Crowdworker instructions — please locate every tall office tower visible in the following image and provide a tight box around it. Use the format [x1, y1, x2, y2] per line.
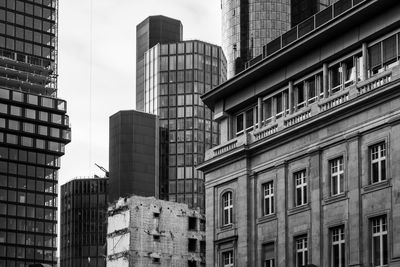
[60, 177, 108, 267]
[0, 0, 71, 266]
[143, 40, 227, 211]
[136, 16, 182, 111]
[222, 0, 333, 78]
[108, 110, 168, 203]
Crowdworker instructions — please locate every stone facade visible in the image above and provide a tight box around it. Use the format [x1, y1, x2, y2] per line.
[199, 1, 400, 266]
[107, 196, 205, 267]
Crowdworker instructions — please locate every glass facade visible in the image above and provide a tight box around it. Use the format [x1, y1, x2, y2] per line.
[144, 40, 227, 211]
[0, 87, 70, 267]
[0, 0, 58, 96]
[136, 16, 182, 112]
[60, 177, 108, 267]
[221, 0, 291, 78]
[222, 0, 334, 78]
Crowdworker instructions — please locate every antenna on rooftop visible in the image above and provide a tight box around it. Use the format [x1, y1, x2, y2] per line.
[95, 163, 109, 178]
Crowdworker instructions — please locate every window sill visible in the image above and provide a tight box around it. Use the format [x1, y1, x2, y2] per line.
[362, 179, 391, 194]
[257, 214, 277, 224]
[288, 204, 310, 216]
[219, 224, 233, 232]
[323, 193, 348, 205]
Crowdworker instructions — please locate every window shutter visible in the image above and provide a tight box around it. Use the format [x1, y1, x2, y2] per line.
[369, 43, 381, 69]
[383, 36, 397, 64]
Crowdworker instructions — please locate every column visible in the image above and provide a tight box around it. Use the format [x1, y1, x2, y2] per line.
[323, 63, 329, 98]
[362, 43, 368, 80]
[289, 81, 294, 115]
[258, 97, 262, 128]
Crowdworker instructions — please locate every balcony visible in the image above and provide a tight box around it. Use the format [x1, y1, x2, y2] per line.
[205, 65, 400, 161]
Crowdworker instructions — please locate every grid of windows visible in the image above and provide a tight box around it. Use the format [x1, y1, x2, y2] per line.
[144, 41, 226, 211]
[0, 88, 69, 266]
[371, 216, 388, 267]
[330, 157, 344, 196]
[294, 170, 307, 207]
[60, 178, 108, 267]
[222, 191, 233, 226]
[295, 236, 308, 267]
[262, 182, 274, 216]
[370, 142, 386, 184]
[331, 226, 345, 267]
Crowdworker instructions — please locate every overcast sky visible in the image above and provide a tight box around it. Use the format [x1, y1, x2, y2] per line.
[57, 1, 221, 185]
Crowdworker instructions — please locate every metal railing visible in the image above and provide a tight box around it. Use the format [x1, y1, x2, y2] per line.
[245, 0, 368, 69]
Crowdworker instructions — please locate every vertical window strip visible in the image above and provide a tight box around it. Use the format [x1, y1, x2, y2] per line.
[263, 182, 274, 216]
[294, 170, 307, 206]
[371, 143, 386, 184]
[330, 157, 344, 196]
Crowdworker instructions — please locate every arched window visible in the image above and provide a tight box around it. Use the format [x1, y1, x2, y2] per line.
[222, 191, 233, 226]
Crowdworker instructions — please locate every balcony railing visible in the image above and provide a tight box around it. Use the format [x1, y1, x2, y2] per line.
[206, 65, 399, 161]
[245, 0, 368, 69]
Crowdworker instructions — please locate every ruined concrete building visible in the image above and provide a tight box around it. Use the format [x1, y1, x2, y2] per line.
[106, 195, 205, 267]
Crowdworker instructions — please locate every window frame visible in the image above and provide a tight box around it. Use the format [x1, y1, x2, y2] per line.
[295, 235, 308, 267]
[262, 181, 274, 216]
[222, 250, 234, 267]
[221, 191, 233, 226]
[262, 242, 275, 267]
[370, 215, 388, 267]
[370, 142, 387, 184]
[329, 156, 345, 196]
[294, 170, 307, 207]
[330, 225, 346, 267]
[234, 106, 257, 136]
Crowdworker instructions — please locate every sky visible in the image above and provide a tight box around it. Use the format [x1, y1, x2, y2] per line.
[57, 0, 222, 185]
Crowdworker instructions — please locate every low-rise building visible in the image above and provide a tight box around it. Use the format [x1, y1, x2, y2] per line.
[198, 0, 400, 266]
[107, 196, 205, 267]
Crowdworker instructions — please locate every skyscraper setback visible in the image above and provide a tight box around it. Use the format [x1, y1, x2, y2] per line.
[0, 0, 70, 266]
[136, 16, 182, 112]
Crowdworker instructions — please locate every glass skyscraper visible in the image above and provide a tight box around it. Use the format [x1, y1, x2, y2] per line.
[60, 177, 108, 267]
[143, 40, 226, 210]
[222, 0, 333, 78]
[136, 16, 182, 112]
[0, 0, 70, 266]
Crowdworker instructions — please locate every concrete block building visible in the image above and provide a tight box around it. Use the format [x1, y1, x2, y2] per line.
[198, 0, 400, 266]
[106, 196, 205, 267]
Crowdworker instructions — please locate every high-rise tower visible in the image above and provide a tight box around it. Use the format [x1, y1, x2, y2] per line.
[222, 0, 333, 78]
[0, 0, 71, 266]
[136, 16, 182, 111]
[60, 177, 108, 267]
[143, 40, 226, 211]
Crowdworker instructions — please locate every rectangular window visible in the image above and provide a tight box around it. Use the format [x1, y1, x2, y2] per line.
[330, 157, 344, 196]
[331, 226, 345, 267]
[330, 64, 342, 93]
[262, 182, 274, 216]
[370, 143, 386, 184]
[294, 170, 307, 207]
[222, 192, 233, 226]
[371, 216, 388, 267]
[262, 242, 275, 267]
[222, 250, 234, 267]
[236, 113, 244, 134]
[245, 109, 254, 130]
[295, 236, 308, 267]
